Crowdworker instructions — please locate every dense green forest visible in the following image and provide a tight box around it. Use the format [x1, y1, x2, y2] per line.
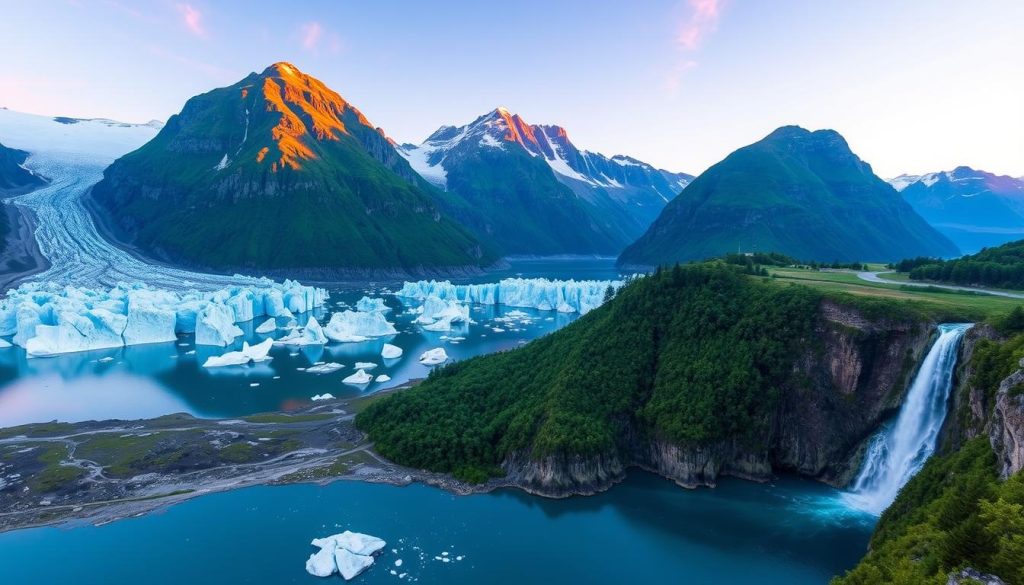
[895, 240, 1024, 290]
[357, 263, 825, 482]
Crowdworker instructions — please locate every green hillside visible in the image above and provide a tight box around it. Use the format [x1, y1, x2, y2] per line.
[618, 126, 958, 267]
[90, 63, 495, 274]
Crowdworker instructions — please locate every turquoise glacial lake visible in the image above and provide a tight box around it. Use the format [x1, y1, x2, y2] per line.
[0, 473, 873, 584]
[0, 259, 877, 583]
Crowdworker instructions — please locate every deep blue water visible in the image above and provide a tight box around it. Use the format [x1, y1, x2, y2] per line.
[0, 258, 625, 426]
[0, 473, 874, 585]
[0, 259, 878, 583]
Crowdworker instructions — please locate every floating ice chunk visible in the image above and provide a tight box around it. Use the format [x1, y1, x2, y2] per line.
[354, 361, 377, 370]
[324, 310, 397, 343]
[306, 531, 386, 579]
[334, 548, 374, 580]
[201, 339, 274, 368]
[195, 303, 243, 347]
[255, 318, 276, 334]
[275, 317, 327, 346]
[418, 348, 448, 366]
[305, 546, 337, 578]
[26, 308, 127, 357]
[0, 338, 11, 348]
[395, 559, 403, 567]
[311, 393, 335, 401]
[375, 374, 391, 383]
[355, 296, 390, 313]
[412, 296, 471, 332]
[306, 362, 344, 375]
[381, 343, 403, 359]
[342, 369, 373, 385]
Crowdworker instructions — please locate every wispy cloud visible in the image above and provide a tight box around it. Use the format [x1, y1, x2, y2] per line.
[676, 0, 723, 51]
[176, 3, 206, 37]
[666, 0, 725, 92]
[301, 21, 323, 50]
[299, 21, 343, 55]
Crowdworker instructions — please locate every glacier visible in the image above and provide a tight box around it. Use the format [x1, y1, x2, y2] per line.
[0, 280, 328, 357]
[323, 310, 398, 343]
[397, 277, 623, 315]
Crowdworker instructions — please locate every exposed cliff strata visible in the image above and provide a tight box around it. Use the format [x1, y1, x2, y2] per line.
[991, 359, 1024, 479]
[499, 301, 933, 497]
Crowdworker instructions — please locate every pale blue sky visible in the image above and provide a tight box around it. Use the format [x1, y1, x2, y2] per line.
[2, 1, 1021, 177]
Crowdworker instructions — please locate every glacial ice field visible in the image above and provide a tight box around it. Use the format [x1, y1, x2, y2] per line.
[0, 109, 260, 291]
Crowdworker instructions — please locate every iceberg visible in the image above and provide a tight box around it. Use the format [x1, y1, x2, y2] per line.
[254, 318, 277, 334]
[342, 369, 373, 385]
[355, 296, 390, 313]
[311, 393, 335, 401]
[397, 277, 624, 315]
[0, 280, 328, 356]
[418, 347, 449, 366]
[306, 362, 344, 375]
[201, 339, 273, 368]
[324, 310, 397, 343]
[354, 361, 377, 370]
[0, 338, 11, 348]
[195, 303, 243, 346]
[412, 295, 471, 332]
[274, 317, 328, 346]
[381, 343, 403, 359]
[305, 530, 386, 580]
[375, 374, 391, 383]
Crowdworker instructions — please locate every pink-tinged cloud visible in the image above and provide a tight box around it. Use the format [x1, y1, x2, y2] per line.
[301, 22, 323, 50]
[676, 0, 722, 51]
[176, 3, 205, 37]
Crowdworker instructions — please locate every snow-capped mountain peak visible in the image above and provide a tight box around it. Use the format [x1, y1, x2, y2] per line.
[400, 107, 691, 196]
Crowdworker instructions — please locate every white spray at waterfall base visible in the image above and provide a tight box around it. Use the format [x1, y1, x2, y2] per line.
[844, 323, 972, 515]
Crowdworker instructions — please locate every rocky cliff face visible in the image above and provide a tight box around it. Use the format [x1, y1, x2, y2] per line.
[499, 301, 934, 496]
[991, 360, 1024, 479]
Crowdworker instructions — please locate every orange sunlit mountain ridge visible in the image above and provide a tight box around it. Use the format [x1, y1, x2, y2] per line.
[88, 62, 496, 276]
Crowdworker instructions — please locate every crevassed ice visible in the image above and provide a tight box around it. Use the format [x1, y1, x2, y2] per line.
[0, 280, 328, 357]
[396, 277, 623, 314]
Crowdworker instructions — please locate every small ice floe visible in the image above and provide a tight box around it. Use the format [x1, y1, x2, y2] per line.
[306, 362, 344, 375]
[98, 356, 115, 363]
[249, 382, 260, 388]
[202, 339, 274, 368]
[418, 348, 448, 366]
[255, 318, 277, 334]
[354, 361, 377, 370]
[274, 317, 327, 346]
[375, 374, 391, 383]
[311, 393, 335, 401]
[305, 531, 386, 580]
[0, 338, 11, 348]
[381, 343, 403, 359]
[491, 327, 505, 333]
[342, 369, 373, 385]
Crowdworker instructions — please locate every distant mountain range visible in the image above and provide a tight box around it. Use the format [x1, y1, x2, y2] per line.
[619, 126, 959, 267]
[888, 167, 1024, 254]
[90, 63, 497, 277]
[398, 107, 691, 255]
[0, 141, 45, 191]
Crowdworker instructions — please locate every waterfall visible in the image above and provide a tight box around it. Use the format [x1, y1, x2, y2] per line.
[844, 323, 972, 515]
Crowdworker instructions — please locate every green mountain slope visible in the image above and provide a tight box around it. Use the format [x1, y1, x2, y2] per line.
[90, 63, 495, 275]
[618, 126, 959, 266]
[896, 238, 1024, 289]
